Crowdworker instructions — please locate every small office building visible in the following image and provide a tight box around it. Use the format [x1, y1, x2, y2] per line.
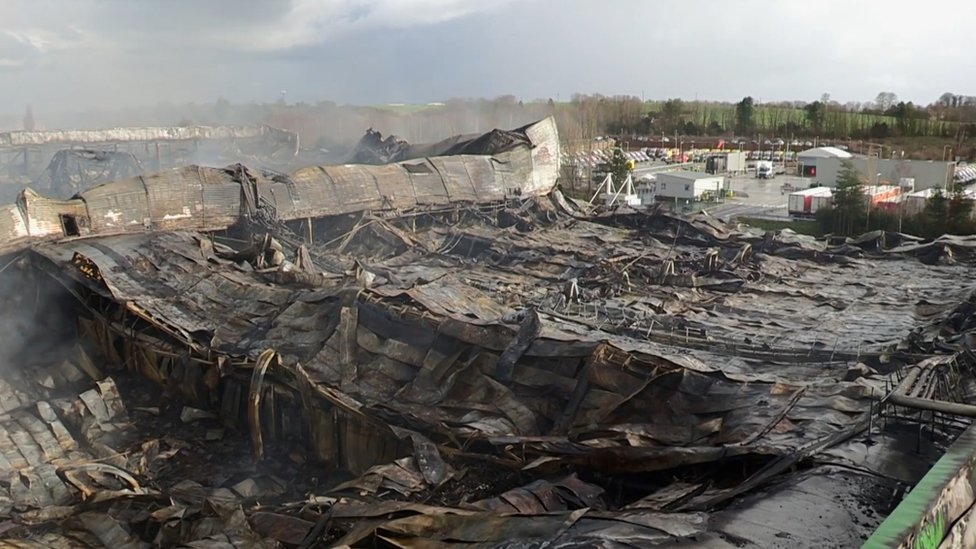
[656, 171, 726, 200]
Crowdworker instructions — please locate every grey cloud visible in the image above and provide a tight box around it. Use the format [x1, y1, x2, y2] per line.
[0, 32, 37, 70]
[0, 0, 974, 118]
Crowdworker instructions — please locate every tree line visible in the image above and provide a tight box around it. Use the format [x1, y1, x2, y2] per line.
[645, 92, 969, 140]
[15, 91, 976, 157]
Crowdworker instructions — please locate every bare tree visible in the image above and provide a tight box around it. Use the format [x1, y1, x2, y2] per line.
[875, 92, 898, 112]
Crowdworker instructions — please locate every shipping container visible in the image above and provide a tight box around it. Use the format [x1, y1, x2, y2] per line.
[788, 187, 833, 217]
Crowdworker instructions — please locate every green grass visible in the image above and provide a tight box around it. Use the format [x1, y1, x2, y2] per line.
[738, 216, 822, 236]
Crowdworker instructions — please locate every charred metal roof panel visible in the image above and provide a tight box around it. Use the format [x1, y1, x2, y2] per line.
[18, 189, 88, 238]
[288, 166, 340, 218]
[198, 167, 245, 229]
[257, 179, 299, 218]
[80, 177, 149, 233]
[369, 163, 419, 211]
[427, 156, 479, 202]
[404, 160, 450, 205]
[524, 116, 561, 196]
[491, 149, 536, 195]
[322, 165, 386, 214]
[461, 155, 504, 201]
[144, 166, 206, 231]
[0, 203, 29, 251]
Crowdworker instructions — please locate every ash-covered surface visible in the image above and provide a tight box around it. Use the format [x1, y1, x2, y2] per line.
[0, 195, 974, 547]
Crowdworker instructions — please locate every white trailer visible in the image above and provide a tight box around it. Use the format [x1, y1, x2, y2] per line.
[788, 187, 833, 217]
[725, 151, 746, 174]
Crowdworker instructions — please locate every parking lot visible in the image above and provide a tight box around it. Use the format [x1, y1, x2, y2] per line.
[705, 172, 793, 220]
[633, 162, 796, 221]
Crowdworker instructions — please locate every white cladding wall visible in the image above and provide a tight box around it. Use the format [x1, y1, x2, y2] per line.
[802, 157, 954, 190]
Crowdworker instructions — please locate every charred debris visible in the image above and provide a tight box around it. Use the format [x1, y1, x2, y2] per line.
[0, 118, 974, 547]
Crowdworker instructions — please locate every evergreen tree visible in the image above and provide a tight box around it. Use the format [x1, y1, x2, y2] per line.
[734, 96, 754, 135]
[598, 148, 631, 186]
[830, 160, 865, 235]
[920, 190, 949, 238]
[948, 188, 974, 234]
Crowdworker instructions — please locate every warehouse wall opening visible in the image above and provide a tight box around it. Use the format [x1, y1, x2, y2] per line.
[59, 214, 80, 237]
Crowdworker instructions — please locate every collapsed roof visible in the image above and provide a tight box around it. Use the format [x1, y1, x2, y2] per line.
[0, 117, 971, 547]
[37, 149, 144, 199]
[0, 117, 560, 255]
[346, 123, 535, 165]
[0, 125, 301, 190]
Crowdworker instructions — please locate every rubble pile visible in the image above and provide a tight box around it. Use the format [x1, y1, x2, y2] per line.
[0, 190, 973, 547]
[0, 117, 974, 546]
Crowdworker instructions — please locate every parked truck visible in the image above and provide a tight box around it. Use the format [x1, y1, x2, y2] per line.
[756, 161, 774, 179]
[788, 187, 833, 217]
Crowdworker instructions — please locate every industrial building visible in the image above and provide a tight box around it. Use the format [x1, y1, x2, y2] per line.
[655, 171, 726, 200]
[797, 147, 956, 190]
[797, 146, 852, 178]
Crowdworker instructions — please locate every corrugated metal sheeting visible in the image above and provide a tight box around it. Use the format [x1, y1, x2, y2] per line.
[0, 117, 561, 254]
[17, 189, 88, 237]
[0, 124, 295, 147]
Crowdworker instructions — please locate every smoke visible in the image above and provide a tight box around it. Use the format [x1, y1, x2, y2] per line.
[0, 254, 80, 378]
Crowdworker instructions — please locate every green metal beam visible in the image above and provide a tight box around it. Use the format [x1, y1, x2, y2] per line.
[863, 424, 976, 548]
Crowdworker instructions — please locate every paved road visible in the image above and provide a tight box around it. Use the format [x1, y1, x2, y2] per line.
[702, 201, 788, 220]
[687, 173, 796, 220]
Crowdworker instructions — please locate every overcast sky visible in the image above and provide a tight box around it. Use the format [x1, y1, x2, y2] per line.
[0, 0, 971, 115]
